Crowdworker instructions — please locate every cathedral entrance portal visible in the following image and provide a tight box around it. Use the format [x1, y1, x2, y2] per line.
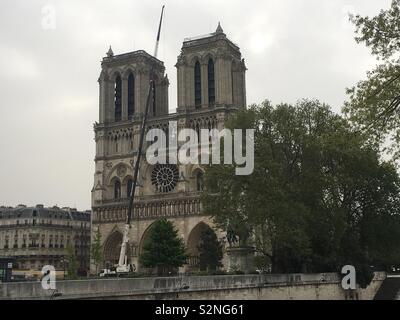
[103, 231, 123, 268]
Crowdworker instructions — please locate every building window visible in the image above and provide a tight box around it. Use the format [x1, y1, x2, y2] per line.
[114, 75, 122, 121]
[208, 58, 215, 105]
[114, 180, 121, 199]
[194, 61, 202, 108]
[30, 237, 38, 248]
[128, 73, 135, 119]
[13, 235, 18, 249]
[196, 171, 204, 191]
[127, 179, 133, 198]
[4, 236, 9, 249]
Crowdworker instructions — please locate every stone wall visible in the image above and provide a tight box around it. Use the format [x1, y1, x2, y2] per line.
[0, 272, 385, 300]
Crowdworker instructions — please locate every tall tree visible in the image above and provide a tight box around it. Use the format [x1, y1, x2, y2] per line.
[197, 228, 223, 272]
[139, 219, 187, 276]
[90, 227, 102, 275]
[343, 0, 400, 159]
[66, 244, 78, 280]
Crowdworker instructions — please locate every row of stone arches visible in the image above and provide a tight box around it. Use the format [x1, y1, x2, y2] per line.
[102, 221, 217, 271]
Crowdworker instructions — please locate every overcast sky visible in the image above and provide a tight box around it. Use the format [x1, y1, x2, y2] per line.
[0, 0, 391, 210]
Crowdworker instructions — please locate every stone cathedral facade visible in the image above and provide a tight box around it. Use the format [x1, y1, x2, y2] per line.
[91, 24, 247, 272]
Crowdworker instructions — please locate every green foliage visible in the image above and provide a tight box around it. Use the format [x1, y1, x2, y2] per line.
[90, 227, 102, 274]
[198, 228, 223, 272]
[344, 0, 400, 159]
[66, 244, 78, 280]
[202, 99, 400, 287]
[139, 219, 188, 276]
[350, 0, 400, 59]
[201, 108, 257, 247]
[355, 264, 375, 289]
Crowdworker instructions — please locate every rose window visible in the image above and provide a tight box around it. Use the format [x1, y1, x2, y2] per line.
[151, 164, 179, 193]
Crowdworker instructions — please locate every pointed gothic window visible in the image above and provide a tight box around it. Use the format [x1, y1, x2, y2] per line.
[208, 59, 215, 105]
[128, 73, 135, 119]
[127, 179, 133, 198]
[114, 180, 121, 199]
[194, 61, 202, 108]
[114, 76, 122, 121]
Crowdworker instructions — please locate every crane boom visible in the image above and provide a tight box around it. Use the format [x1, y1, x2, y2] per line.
[116, 5, 165, 274]
[154, 5, 165, 58]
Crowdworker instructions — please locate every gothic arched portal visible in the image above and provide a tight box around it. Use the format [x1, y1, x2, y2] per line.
[186, 222, 216, 270]
[103, 231, 123, 267]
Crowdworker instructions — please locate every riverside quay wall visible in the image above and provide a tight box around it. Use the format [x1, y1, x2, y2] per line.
[0, 272, 385, 300]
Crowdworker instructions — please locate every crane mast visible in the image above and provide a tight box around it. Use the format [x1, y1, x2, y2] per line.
[116, 5, 165, 274]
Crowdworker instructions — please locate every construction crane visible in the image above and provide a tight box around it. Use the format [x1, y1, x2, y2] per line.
[111, 5, 165, 276]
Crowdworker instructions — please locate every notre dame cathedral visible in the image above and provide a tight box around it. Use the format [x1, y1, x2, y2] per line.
[91, 23, 247, 273]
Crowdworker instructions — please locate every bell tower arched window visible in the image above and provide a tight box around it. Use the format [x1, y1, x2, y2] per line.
[194, 61, 202, 108]
[114, 180, 121, 199]
[128, 73, 135, 119]
[114, 76, 122, 121]
[208, 58, 215, 105]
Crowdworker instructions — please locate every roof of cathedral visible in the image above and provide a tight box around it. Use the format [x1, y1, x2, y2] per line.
[102, 49, 164, 67]
[182, 22, 239, 51]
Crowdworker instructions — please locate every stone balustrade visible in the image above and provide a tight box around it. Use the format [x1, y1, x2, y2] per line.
[92, 194, 203, 223]
[0, 272, 386, 300]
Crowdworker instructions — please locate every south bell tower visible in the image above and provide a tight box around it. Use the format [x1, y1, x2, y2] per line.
[176, 23, 247, 112]
[91, 23, 247, 273]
